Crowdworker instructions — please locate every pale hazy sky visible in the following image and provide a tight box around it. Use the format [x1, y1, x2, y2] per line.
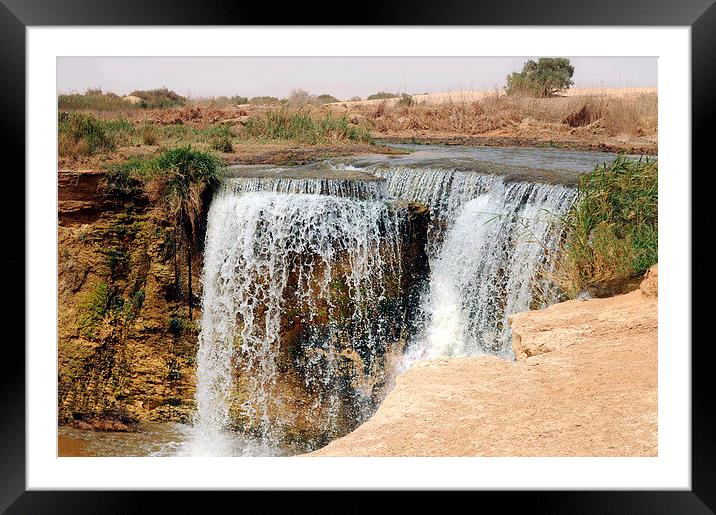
[57, 57, 657, 99]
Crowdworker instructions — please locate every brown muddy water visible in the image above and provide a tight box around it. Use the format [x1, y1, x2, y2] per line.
[58, 422, 299, 457]
[58, 422, 195, 457]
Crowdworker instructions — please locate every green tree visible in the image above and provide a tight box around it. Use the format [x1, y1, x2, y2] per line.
[505, 58, 575, 97]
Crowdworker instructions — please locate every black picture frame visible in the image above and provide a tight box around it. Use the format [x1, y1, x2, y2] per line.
[2, 0, 711, 512]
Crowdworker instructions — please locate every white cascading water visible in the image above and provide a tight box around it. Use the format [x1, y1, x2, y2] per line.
[227, 176, 388, 199]
[191, 178, 402, 455]
[372, 166, 577, 361]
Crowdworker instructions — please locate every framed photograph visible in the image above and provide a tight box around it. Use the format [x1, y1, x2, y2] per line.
[4, 0, 711, 511]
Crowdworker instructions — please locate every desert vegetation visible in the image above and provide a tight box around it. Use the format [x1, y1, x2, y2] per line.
[345, 91, 656, 147]
[57, 108, 374, 164]
[128, 88, 187, 108]
[288, 89, 340, 106]
[59, 87, 187, 111]
[58, 89, 135, 112]
[249, 96, 281, 105]
[242, 109, 371, 144]
[58, 112, 121, 156]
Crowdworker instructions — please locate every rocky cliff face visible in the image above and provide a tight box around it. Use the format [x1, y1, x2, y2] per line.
[58, 170, 205, 429]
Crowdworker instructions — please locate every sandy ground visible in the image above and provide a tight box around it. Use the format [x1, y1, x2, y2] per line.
[331, 87, 657, 108]
[308, 267, 658, 457]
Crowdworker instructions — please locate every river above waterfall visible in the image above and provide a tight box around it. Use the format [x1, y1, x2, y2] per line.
[335, 143, 623, 183]
[59, 144, 619, 457]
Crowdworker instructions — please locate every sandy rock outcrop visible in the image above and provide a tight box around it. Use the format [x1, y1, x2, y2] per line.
[510, 267, 657, 361]
[307, 267, 658, 457]
[639, 264, 658, 297]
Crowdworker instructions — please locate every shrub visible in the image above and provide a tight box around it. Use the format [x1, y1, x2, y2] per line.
[58, 91, 134, 111]
[553, 156, 658, 297]
[103, 159, 146, 197]
[58, 112, 116, 156]
[141, 124, 159, 145]
[316, 94, 339, 104]
[208, 95, 249, 107]
[129, 87, 186, 109]
[249, 96, 280, 105]
[506, 58, 574, 97]
[143, 147, 223, 195]
[210, 125, 234, 152]
[143, 147, 223, 319]
[230, 95, 249, 105]
[396, 93, 414, 107]
[367, 91, 399, 100]
[289, 89, 314, 106]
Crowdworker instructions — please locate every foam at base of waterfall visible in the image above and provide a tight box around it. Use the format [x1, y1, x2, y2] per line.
[152, 425, 286, 457]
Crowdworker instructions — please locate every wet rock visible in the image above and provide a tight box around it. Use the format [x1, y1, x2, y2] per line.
[583, 275, 643, 298]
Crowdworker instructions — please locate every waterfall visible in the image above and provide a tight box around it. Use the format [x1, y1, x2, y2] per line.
[373, 166, 577, 360]
[190, 157, 579, 455]
[192, 180, 407, 454]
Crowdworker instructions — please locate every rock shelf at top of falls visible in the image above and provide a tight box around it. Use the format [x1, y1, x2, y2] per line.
[223, 163, 389, 200]
[225, 162, 385, 182]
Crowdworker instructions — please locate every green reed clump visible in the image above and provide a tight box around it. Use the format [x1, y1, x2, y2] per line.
[242, 110, 372, 144]
[554, 155, 657, 297]
[209, 125, 234, 152]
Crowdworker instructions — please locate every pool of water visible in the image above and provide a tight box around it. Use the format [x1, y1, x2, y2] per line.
[58, 422, 301, 457]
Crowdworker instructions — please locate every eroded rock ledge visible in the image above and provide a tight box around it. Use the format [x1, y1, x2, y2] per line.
[307, 266, 658, 457]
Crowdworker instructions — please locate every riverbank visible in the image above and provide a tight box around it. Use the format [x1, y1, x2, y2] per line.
[308, 266, 657, 457]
